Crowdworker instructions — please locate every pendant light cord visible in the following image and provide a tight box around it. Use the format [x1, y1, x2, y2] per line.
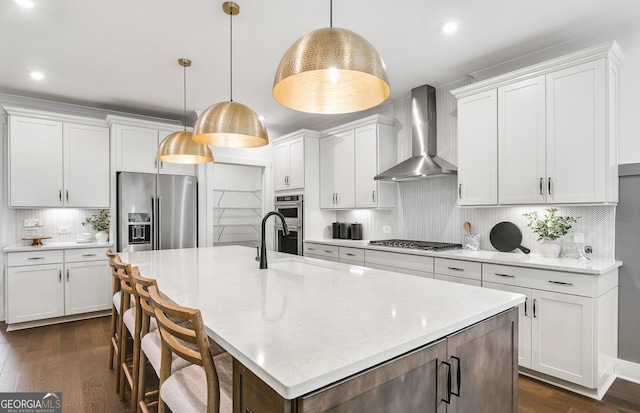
[183, 62, 187, 131]
[329, 0, 332, 28]
[229, 7, 233, 102]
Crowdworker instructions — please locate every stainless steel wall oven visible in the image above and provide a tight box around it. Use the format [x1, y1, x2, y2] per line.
[274, 194, 303, 255]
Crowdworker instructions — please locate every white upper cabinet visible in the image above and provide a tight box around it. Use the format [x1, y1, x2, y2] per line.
[546, 60, 606, 203]
[7, 108, 110, 208]
[320, 130, 355, 209]
[110, 117, 195, 176]
[354, 122, 396, 208]
[320, 115, 396, 209]
[274, 136, 304, 191]
[64, 123, 110, 207]
[457, 90, 498, 206]
[453, 41, 622, 206]
[498, 76, 546, 204]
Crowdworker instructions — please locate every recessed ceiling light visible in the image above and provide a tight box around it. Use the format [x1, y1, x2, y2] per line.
[30, 71, 44, 80]
[442, 21, 458, 34]
[14, 0, 35, 8]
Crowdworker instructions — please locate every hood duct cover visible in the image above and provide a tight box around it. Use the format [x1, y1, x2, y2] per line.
[375, 84, 456, 181]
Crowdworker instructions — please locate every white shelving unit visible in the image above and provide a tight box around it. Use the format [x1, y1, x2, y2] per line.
[212, 189, 263, 248]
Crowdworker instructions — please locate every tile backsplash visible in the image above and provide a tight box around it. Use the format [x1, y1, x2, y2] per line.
[11, 209, 110, 245]
[338, 177, 615, 260]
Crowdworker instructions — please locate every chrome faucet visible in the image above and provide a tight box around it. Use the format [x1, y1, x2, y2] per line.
[260, 211, 289, 269]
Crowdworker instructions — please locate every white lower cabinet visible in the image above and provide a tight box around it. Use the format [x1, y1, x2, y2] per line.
[483, 263, 618, 393]
[7, 263, 65, 324]
[434, 258, 482, 287]
[5, 248, 111, 325]
[364, 250, 433, 278]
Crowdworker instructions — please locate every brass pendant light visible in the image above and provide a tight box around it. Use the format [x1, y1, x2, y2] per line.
[157, 58, 214, 164]
[192, 2, 269, 148]
[273, 0, 390, 114]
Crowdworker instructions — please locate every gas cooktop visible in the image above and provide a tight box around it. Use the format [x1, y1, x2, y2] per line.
[368, 239, 463, 251]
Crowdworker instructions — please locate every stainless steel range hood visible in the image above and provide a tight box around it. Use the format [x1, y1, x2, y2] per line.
[375, 84, 456, 181]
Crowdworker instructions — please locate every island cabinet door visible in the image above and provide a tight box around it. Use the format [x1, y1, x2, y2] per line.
[299, 339, 448, 413]
[445, 308, 518, 413]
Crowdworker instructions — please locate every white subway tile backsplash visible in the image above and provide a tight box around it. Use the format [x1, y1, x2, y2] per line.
[12, 209, 110, 245]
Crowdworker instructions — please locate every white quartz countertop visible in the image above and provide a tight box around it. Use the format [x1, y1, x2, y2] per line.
[305, 239, 622, 275]
[3, 241, 113, 253]
[121, 245, 523, 399]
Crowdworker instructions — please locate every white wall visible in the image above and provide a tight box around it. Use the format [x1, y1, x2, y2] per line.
[618, 49, 640, 164]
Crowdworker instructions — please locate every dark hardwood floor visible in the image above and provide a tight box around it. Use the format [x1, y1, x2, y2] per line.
[0, 317, 638, 412]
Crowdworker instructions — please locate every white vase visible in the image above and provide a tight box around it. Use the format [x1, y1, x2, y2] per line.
[539, 239, 561, 258]
[95, 231, 109, 243]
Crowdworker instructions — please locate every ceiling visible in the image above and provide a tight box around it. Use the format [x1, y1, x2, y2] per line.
[2, 0, 640, 132]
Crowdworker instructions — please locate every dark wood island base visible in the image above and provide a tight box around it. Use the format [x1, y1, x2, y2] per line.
[234, 307, 518, 413]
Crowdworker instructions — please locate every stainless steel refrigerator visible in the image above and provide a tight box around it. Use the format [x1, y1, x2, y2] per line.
[117, 172, 198, 252]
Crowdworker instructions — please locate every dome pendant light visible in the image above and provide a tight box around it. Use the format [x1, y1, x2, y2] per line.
[273, 0, 390, 114]
[157, 58, 214, 164]
[192, 2, 269, 148]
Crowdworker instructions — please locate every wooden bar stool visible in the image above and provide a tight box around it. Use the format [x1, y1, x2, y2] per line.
[148, 284, 232, 413]
[114, 257, 137, 402]
[106, 249, 121, 389]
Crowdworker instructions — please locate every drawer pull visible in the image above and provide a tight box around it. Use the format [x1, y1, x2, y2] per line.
[549, 280, 573, 286]
[82, 254, 97, 257]
[495, 273, 515, 278]
[447, 267, 464, 271]
[324, 250, 334, 254]
[346, 253, 356, 257]
[28, 257, 45, 260]
[307, 248, 315, 251]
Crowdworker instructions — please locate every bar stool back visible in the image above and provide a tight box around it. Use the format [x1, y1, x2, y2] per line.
[149, 285, 232, 413]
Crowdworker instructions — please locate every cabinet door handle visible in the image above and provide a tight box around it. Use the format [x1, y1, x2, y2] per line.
[441, 361, 452, 404]
[336, 193, 339, 205]
[82, 254, 97, 257]
[346, 253, 356, 257]
[548, 177, 552, 195]
[533, 298, 537, 317]
[458, 184, 462, 199]
[372, 190, 376, 202]
[66, 269, 69, 281]
[539, 178, 544, 195]
[524, 298, 528, 316]
[66, 190, 69, 201]
[447, 267, 464, 271]
[549, 280, 573, 286]
[28, 257, 45, 261]
[59, 190, 62, 202]
[307, 248, 315, 251]
[451, 356, 461, 398]
[59, 270, 62, 282]
[495, 273, 515, 278]
[324, 250, 333, 254]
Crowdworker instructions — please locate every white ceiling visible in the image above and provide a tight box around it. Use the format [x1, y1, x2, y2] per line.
[2, 0, 640, 131]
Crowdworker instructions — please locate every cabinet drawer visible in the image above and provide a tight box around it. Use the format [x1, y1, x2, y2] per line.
[65, 247, 110, 262]
[339, 247, 364, 264]
[434, 258, 482, 281]
[304, 243, 338, 259]
[482, 263, 608, 297]
[434, 273, 482, 287]
[365, 250, 434, 273]
[6, 250, 64, 267]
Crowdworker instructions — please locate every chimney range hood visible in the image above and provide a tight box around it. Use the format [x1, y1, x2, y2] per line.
[374, 84, 456, 181]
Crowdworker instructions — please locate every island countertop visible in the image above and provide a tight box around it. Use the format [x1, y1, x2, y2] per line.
[121, 245, 524, 400]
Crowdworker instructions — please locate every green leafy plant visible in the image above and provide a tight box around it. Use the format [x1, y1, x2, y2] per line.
[82, 209, 110, 232]
[523, 208, 578, 241]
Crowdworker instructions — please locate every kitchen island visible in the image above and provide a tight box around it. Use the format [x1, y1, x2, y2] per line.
[121, 246, 524, 412]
